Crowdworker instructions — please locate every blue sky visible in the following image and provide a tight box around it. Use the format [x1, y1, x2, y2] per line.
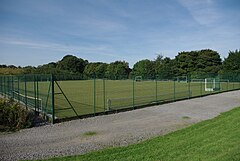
[0, 0, 240, 67]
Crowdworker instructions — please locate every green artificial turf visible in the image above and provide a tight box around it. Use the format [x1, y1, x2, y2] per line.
[15, 79, 239, 119]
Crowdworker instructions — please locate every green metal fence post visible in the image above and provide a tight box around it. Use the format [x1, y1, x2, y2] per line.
[155, 79, 157, 102]
[34, 75, 37, 115]
[227, 80, 229, 91]
[173, 80, 176, 101]
[93, 78, 96, 115]
[17, 76, 20, 103]
[37, 75, 39, 112]
[188, 79, 191, 98]
[103, 79, 106, 112]
[0, 76, 3, 94]
[133, 79, 135, 109]
[11, 75, 14, 99]
[200, 80, 202, 96]
[4, 76, 5, 97]
[51, 74, 55, 124]
[0, 76, 2, 94]
[24, 75, 28, 110]
[7, 76, 9, 98]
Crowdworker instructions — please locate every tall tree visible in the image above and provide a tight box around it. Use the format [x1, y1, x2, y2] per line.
[132, 59, 155, 79]
[57, 55, 88, 74]
[221, 50, 240, 81]
[175, 49, 222, 76]
[222, 50, 240, 72]
[83, 62, 108, 78]
[105, 61, 130, 79]
[155, 56, 176, 79]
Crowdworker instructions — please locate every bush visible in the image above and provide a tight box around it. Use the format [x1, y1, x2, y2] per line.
[0, 98, 34, 131]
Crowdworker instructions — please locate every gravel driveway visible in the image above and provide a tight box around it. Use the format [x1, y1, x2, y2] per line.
[1, 90, 240, 161]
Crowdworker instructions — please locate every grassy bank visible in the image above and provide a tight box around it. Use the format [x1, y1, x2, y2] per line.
[43, 107, 240, 161]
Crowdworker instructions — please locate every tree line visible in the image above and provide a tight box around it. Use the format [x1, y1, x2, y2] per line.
[1, 49, 240, 79]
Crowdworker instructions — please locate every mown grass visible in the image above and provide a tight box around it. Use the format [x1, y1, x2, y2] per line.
[43, 107, 240, 161]
[7, 79, 240, 119]
[53, 80, 238, 118]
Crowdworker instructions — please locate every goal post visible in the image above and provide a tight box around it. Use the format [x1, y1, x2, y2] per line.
[205, 78, 220, 91]
[135, 76, 142, 82]
[177, 76, 187, 82]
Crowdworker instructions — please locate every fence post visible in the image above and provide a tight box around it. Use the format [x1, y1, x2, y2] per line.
[51, 74, 55, 124]
[173, 80, 176, 101]
[155, 79, 158, 102]
[227, 80, 229, 91]
[7, 76, 9, 98]
[11, 75, 14, 99]
[24, 75, 28, 110]
[34, 75, 37, 115]
[93, 78, 96, 115]
[0, 76, 3, 94]
[36, 75, 39, 112]
[188, 79, 191, 98]
[4, 76, 6, 97]
[200, 80, 202, 96]
[17, 76, 20, 103]
[0, 76, 1, 95]
[133, 79, 135, 109]
[103, 79, 106, 112]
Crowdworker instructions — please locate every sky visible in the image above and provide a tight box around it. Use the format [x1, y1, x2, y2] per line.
[0, 0, 240, 67]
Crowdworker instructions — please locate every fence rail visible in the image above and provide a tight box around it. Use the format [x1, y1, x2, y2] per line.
[0, 74, 240, 123]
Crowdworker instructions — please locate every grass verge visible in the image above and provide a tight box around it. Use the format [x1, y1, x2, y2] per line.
[83, 131, 97, 136]
[42, 107, 240, 161]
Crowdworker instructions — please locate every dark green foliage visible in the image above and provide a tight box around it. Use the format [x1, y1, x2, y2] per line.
[105, 61, 130, 79]
[132, 59, 155, 79]
[57, 55, 88, 74]
[0, 49, 239, 80]
[83, 62, 108, 78]
[219, 50, 240, 81]
[154, 56, 176, 79]
[222, 50, 240, 72]
[0, 98, 34, 131]
[175, 49, 222, 76]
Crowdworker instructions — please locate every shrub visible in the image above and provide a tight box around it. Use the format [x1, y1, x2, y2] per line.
[0, 98, 34, 131]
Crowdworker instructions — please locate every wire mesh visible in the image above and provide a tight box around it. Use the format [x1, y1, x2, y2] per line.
[0, 73, 240, 123]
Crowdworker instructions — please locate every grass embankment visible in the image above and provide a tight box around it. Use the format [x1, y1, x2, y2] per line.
[43, 107, 240, 161]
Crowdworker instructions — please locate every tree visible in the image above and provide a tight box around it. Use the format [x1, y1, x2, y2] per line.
[221, 50, 240, 81]
[105, 61, 130, 79]
[57, 55, 88, 74]
[175, 49, 222, 77]
[95, 63, 108, 78]
[155, 57, 176, 79]
[132, 59, 155, 79]
[222, 50, 240, 72]
[83, 62, 107, 78]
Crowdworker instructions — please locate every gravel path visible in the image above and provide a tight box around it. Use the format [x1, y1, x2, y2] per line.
[1, 90, 240, 161]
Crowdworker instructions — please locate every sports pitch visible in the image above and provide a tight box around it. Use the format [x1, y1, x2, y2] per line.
[8, 78, 240, 119]
[24, 79, 238, 119]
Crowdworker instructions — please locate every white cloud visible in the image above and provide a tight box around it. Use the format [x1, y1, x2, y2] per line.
[179, 0, 222, 26]
[0, 37, 117, 57]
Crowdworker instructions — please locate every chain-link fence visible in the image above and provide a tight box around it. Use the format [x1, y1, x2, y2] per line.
[0, 74, 54, 122]
[0, 74, 240, 123]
